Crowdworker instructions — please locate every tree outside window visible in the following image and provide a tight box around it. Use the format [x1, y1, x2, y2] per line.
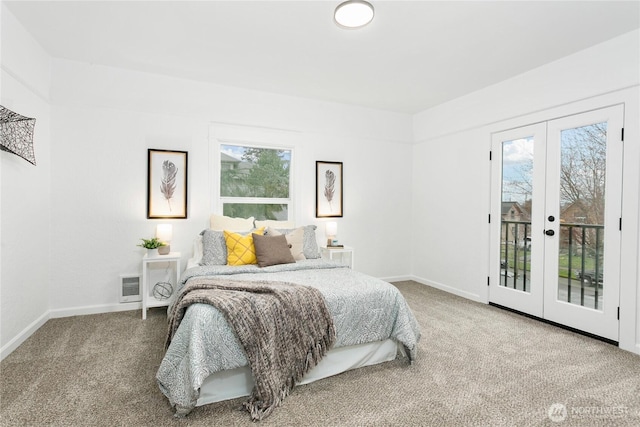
[220, 144, 292, 220]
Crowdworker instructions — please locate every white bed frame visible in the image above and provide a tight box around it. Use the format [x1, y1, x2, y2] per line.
[197, 339, 401, 406]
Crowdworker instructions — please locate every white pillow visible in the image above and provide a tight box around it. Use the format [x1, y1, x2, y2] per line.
[265, 226, 306, 260]
[266, 225, 320, 259]
[255, 219, 295, 229]
[186, 235, 204, 269]
[210, 214, 255, 232]
[193, 235, 203, 261]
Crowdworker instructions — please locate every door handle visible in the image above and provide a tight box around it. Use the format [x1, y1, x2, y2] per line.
[545, 229, 555, 236]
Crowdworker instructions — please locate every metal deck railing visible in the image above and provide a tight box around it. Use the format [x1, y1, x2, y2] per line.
[500, 221, 604, 310]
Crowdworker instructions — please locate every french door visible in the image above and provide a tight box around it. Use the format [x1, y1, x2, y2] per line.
[489, 106, 623, 341]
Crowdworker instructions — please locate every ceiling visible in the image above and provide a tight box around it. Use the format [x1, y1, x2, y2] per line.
[5, 1, 640, 114]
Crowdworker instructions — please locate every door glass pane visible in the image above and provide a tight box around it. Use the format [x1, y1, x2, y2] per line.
[557, 122, 607, 310]
[500, 137, 533, 291]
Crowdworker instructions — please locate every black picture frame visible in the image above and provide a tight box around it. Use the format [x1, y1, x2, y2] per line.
[316, 161, 343, 218]
[147, 149, 188, 219]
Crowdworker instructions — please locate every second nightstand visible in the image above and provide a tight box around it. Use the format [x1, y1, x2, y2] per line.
[320, 246, 354, 269]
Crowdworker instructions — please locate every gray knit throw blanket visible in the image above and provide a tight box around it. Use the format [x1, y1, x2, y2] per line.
[166, 277, 336, 421]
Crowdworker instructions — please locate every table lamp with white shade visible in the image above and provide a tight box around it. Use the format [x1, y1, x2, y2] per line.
[325, 221, 338, 247]
[156, 224, 173, 255]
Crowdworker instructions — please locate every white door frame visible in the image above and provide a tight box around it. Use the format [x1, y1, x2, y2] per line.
[489, 123, 546, 318]
[489, 105, 624, 342]
[542, 105, 623, 341]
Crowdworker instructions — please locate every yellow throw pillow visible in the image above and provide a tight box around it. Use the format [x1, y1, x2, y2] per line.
[224, 228, 265, 266]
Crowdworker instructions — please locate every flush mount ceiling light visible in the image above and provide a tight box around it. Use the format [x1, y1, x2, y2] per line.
[334, 0, 374, 29]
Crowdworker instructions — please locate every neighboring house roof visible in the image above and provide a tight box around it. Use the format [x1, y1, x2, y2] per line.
[221, 152, 252, 175]
[221, 152, 241, 163]
[561, 200, 586, 214]
[501, 201, 531, 220]
[561, 200, 590, 223]
[502, 201, 521, 216]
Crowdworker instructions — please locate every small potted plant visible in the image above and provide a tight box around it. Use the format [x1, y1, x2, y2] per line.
[138, 237, 167, 257]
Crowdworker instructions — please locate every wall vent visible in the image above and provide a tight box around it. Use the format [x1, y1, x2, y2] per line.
[120, 274, 141, 303]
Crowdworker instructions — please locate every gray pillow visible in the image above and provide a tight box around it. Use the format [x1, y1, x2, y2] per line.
[302, 225, 320, 259]
[199, 230, 227, 265]
[252, 233, 295, 267]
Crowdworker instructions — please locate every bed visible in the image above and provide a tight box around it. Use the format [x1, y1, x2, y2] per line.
[156, 216, 421, 419]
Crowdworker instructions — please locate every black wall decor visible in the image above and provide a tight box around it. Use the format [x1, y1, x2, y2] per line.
[0, 105, 36, 165]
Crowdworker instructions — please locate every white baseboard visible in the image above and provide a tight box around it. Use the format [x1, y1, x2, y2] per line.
[378, 275, 413, 283]
[49, 302, 142, 319]
[1, 302, 142, 361]
[1, 311, 50, 361]
[409, 275, 485, 303]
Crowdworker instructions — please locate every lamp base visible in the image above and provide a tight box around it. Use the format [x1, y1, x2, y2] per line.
[158, 245, 170, 255]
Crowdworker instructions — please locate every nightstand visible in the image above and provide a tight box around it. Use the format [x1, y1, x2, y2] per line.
[141, 252, 181, 319]
[320, 246, 354, 269]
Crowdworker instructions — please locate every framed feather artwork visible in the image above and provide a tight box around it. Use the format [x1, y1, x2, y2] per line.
[316, 161, 343, 218]
[147, 149, 188, 219]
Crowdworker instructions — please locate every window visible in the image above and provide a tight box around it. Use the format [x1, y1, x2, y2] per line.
[219, 144, 292, 220]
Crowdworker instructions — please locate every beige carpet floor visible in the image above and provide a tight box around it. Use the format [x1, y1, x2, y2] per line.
[2, 281, 640, 426]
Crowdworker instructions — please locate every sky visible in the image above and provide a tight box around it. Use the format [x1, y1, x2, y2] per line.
[501, 137, 534, 204]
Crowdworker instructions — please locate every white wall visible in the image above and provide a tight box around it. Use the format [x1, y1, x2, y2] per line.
[3, 3, 639, 361]
[47, 59, 413, 315]
[411, 30, 640, 352]
[413, 30, 640, 143]
[1, 3, 413, 357]
[0, 4, 52, 357]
